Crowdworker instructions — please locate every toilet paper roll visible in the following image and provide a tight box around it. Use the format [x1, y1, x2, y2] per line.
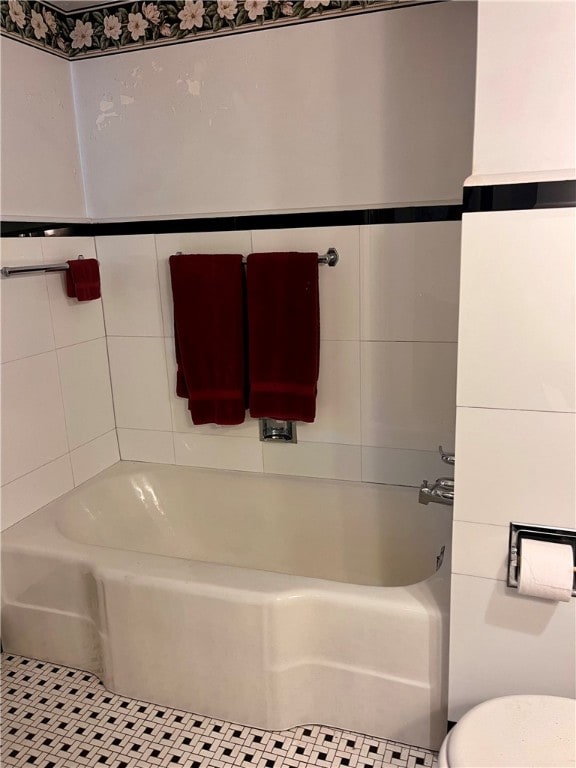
[518, 539, 574, 602]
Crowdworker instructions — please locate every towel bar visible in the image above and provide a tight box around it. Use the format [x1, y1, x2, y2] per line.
[2, 249, 339, 279]
[1, 255, 84, 278]
[173, 248, 340, 266]
[242, 248, 339, 266]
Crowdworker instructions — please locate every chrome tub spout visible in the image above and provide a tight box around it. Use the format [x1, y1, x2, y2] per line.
[418, 478, 454, 506]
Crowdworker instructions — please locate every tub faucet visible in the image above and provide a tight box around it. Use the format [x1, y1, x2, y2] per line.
[419, 477, 454, 506]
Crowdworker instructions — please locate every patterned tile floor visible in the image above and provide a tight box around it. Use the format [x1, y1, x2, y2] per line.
[1, 654, 438, 768]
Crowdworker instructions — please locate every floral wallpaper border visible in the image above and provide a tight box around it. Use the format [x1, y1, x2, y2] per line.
[0, 0, 430, 60]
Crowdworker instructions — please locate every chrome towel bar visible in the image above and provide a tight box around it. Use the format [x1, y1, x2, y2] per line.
[2, 248, 339, 279]
[1, 255, 84, 278]
[174, 248, 339, 266]
[242, 248, 339, 266]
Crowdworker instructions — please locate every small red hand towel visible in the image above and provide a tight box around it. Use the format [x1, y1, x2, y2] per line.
[247, 252, 320, 422]
[169, 254, 246, 426]
[66, 258, 101, 301]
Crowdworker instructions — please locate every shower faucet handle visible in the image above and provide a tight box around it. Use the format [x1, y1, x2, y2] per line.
[439, 445, 455, 465]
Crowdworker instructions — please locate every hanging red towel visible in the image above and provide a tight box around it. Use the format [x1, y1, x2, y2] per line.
[169, 254, 246, 426]
[66, 258, 101, 301]
[247, 252, 320, 422]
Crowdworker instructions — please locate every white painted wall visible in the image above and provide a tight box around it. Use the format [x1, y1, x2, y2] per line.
[0, 2, 476, 221]
[449, 0, 576, 720]
[72, 1, 476, 220]
[0, 39, 86, 220]
[471, 0, 576, 183]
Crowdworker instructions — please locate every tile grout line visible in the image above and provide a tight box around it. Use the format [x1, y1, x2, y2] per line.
[1, 333, 108, 369]
[158, 250, 178, 465]
[457, 404, 576, 415]
[358, 226, 365, 483]
[94, 241, 124, 466]
[153, 237, 176, 448]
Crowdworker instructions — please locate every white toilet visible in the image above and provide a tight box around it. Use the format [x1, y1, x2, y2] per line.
[438, 695, 576, 767]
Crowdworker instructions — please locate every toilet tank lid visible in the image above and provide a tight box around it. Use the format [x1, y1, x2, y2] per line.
[447, 695, 576, 768]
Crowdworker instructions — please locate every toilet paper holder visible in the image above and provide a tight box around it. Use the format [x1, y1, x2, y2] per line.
[507, 522, 576, 596]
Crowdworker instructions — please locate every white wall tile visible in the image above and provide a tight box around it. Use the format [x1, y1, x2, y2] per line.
[458, 209, 576, 412]
[0, 218, 462, 516]
[174, 433, 263, 473]
[297, 340, 361, 445]
[251, 227, 360, 341]
[360, 222, 460, 342]
[42, 237, 105, 348]
[361, 445, 450, 488]
[454, 407, 576, 529]
[96, 235, 163, 337]
[1, 352, 69, 485]
[173, 417, 260, 438]
[107, 336, 172, 431]
[448, 574, 576, 721]
[164, 337, 258, 437]
[0, 238, 115, 524]
[361, 341, 457, 452]
[1, 240, 54, 363]
[57, 339, 115, 450]
[1, 275, 54, 363]
[1, 455, 74, 532]
[263, 441, 361, 481]
[70, 430, 119, 486]
[42, 236, 96, 263]
[0, 239, 44, 268]
[452, 521, 509, 582]
[117, 428, 175, 465]
[156, 231, 253, 337]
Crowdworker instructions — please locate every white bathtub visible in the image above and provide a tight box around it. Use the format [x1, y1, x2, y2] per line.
[1, 461, 452, 750]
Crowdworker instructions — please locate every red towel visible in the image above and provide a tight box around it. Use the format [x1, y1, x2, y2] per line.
[169, 254, 246, 426]
[66, 258, 101, 301]
[247, 252, 320, 422]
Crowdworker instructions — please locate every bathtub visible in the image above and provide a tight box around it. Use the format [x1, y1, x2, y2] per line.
[1, 461, 452, 750]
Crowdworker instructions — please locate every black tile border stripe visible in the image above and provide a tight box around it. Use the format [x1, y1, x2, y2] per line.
[2, 181, 574, 238]
[0, 204, 463, 237]
[463, 179, 576, 213]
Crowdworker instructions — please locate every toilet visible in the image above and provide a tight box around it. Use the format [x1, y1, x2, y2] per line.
[439, 695, 576, 767]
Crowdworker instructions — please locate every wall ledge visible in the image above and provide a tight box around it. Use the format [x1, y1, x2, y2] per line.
[465, 170, 576, 187]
